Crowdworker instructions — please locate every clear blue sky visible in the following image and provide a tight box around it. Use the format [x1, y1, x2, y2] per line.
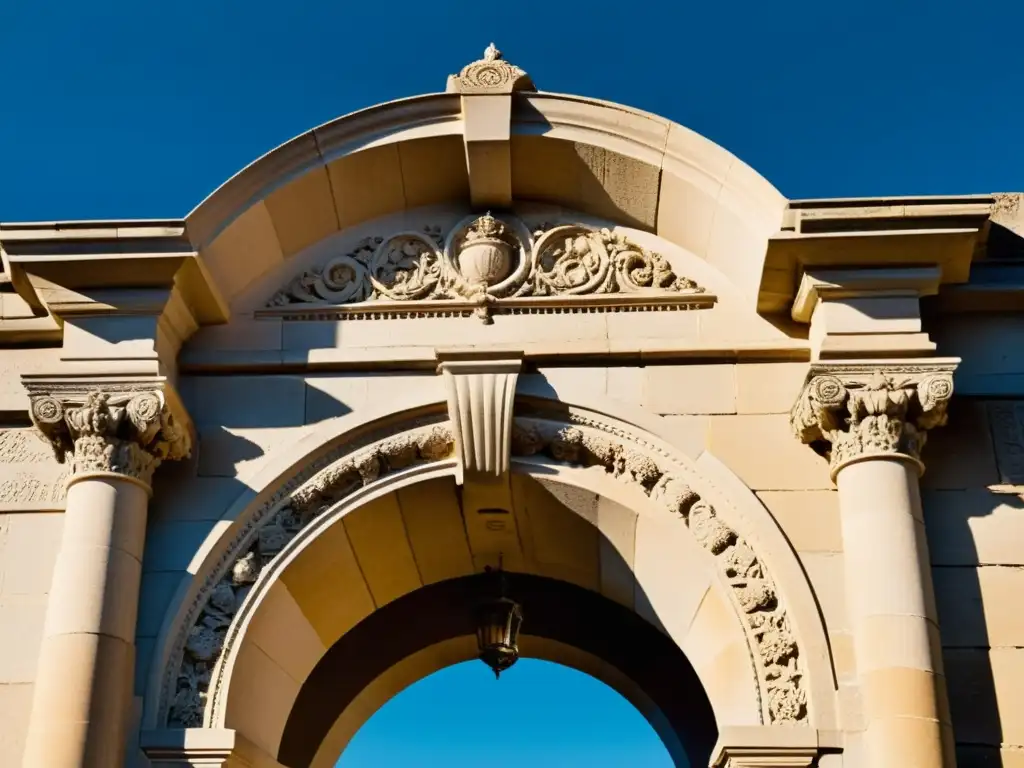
[4, 2, 1022, 764]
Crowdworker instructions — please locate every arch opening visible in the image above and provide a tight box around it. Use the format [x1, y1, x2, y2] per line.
[285, 571, 717, 768]
[337, 657, 676, 767]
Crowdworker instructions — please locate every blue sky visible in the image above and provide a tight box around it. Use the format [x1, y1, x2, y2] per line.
[4, 1, 1022, 764]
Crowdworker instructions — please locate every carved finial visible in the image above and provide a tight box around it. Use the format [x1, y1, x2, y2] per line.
[447, 45, 535, 94]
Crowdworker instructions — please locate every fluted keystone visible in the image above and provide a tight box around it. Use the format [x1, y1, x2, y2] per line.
[790, 362, 956, 479]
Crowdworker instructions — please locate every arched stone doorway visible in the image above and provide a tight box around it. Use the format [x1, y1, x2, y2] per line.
[143, 386, 839, 767]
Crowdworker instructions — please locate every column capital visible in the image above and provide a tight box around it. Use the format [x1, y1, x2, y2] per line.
[790, 360, 957, 479]
[23, 376, 192, 490]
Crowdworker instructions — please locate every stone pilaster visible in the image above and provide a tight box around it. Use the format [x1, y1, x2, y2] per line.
[791, 361, 957, 768]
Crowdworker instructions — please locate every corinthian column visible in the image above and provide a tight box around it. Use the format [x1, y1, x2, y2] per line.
[21, 386, 191, 767]
[791, 363, 956, 768]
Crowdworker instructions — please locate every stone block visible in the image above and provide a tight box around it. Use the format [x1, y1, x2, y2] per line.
[183, 375, 306, 428]
[945, 648, 1024, 746]
[246, 582, 326, 685]
[263, 167, 339, 258]
[327, 145, 406, 230]
[224, 643, 300, 758]
[397, 479, 473, 586]
[196, 425, 309, 478]
[922, 400, 1000, 489]
[924, 489, 1024, 566]
[660, 416, 709, 458]
[708, 414, 833, 490]
[0, 596, 46, 682]
[142, 520, 219, 573]
[933, 566, 1024, 648]
[606, 367, 644, 404]
[643, 364, 737, 415]
[988, 401, 1024, 485]
[398, 136, 469, 207]
[1, 512, 62, 595]
[304, 375, 370, 423]
[0, 683, 32, 766]
[136, 570, 183, 638]
[343, 493, 422, 608]
[735, 362, 809, 414]
[801, 552, 849, 633]
[756, 490, 842, 553]
[149, 475, 247, 524]
[203, 202, 284, 304]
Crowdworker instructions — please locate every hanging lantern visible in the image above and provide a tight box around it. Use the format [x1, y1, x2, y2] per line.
[475, 566, 523, 679]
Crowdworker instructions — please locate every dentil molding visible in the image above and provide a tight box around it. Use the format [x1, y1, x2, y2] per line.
[22, 376, 192, 489]
[790, 360, 957, 479]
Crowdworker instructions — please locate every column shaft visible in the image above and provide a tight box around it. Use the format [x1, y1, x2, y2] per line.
[22, 476, 150, 767]
[836, 458, 953, 768]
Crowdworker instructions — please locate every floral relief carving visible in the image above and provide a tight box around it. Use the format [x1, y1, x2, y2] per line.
[28, 390, 191, 487]
[266, 215, 706, 322]
[791, 365, 955, 477]
[166, 415, 807, 730]
[511, 418, 806, 725]
[168, 424, 455, 728]
[0, 429, 68, 505]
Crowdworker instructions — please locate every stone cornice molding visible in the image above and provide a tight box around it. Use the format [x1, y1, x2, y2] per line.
[22, 376, 193, 490]
[790, 360, 958, 479]
[437, 350, 522, 481]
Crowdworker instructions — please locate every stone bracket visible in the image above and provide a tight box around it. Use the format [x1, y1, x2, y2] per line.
[142, 728, 283, 768]
[437, 350, 522, 485]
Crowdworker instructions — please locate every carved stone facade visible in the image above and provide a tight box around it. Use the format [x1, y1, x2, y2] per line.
[791, 364, 956, 477]
[266, 215, 707, 322]
[167, 411, 807, 732]
[27, 389, 191, 487]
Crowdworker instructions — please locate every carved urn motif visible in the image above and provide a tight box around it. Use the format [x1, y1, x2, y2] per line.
[456, 213, 512, 286]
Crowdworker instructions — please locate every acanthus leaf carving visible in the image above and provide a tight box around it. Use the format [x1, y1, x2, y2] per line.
[791, 363, 956, 478]
[27, 389, 191, 487]
[265, 215, 706, 322]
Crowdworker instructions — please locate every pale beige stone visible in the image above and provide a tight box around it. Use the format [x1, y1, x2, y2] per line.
[922, 399, 1000, 489]
[644, 364, 737, 415]
[933, 566, 1024, 648]
[660, 415, 709, 458]
[327, 145, 406, 230]
[343, 492, 422, 608]
[245, 581, 326, 684]
[203, 201, 285, 304]
[0, 596, 46, 683]
[0, 512, 62, 595]
[735, 362, 810, 414]
[397, 479, 473, 585]
[224, 642, 300, 758]
[756, 490, 842, 553]
[516, 477, 599, 590]
[595, 496, 636, 609]
[709, 414, 833, 490]
[263, 167, 340, 259]
[280, 517, 375, 647]
[0, 683, 32, 767]
[398, 136, 469, 207]
[924, 489, 1024, 566]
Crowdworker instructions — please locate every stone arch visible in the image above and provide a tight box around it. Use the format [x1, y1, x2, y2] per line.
[145, 389, 839, 756]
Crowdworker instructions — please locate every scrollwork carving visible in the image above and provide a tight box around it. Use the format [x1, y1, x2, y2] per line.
[791, 365, 955, 477]
[267, 216, 705, 322]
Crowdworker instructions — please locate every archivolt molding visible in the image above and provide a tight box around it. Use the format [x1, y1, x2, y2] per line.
[161, 406, 810, 732]
[262, 213, 710, 323]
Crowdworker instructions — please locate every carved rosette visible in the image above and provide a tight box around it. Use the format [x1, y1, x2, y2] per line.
[164, 414, 807, 730]
[791, 366, 955, 478]
[29, 390, 191, 488]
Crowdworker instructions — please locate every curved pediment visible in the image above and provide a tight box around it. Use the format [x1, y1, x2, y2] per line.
[186, 47, 786, 315]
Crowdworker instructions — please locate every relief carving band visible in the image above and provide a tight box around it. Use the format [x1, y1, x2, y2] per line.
[265, 214, 708, 322]
[28, 389, 191, 487]
[166, 414, 806, 730]
[791, 365, 956, 478]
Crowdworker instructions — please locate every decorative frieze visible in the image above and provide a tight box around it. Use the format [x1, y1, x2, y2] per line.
[26, 388, 191, 487]
[264, 214, 708, 322]
[791, 362, 956, 478]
